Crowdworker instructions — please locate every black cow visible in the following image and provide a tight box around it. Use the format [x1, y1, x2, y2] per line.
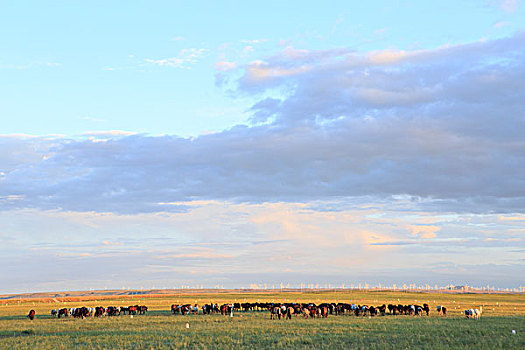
[57, 308, 68, 318]
[27, 310, 35, 320]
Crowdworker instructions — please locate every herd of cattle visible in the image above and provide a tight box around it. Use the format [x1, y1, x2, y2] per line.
[47, 305, 148, 319]
[26, 301, 483, 320]
[171, 302, 449, 319]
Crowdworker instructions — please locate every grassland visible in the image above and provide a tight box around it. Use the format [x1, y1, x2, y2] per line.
[1, 290, 524, 349]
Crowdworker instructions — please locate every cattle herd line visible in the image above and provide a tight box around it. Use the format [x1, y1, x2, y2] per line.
[46, 305, 148, 319]
[171, 302, 441, 319]
[24, 300, 485, 321]
[24, 301, 478, 321]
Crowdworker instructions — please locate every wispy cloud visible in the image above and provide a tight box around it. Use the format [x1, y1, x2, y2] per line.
[78, 116, 107, 123]
[494, 20, 512, 28]
[215, 61, 236, 71]
[240, 39, 269, 44]
[145, 48, 208, 68]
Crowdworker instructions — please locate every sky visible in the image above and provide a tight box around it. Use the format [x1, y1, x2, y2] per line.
[1, 0, 524, 293]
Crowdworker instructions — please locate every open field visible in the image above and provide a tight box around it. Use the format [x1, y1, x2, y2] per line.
[1, 290, 524, 349]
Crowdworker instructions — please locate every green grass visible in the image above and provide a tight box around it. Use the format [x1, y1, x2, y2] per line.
[1, 291, 524, 349]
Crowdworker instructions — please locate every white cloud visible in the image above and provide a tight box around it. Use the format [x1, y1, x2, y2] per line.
[240, 39, 268, 44]
[145, 48, 208, 68]
[215, 61, 236, 71]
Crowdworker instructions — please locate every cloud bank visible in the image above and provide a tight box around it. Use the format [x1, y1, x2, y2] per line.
[1, 34, 524, 292]
[2, 34, 525, 214]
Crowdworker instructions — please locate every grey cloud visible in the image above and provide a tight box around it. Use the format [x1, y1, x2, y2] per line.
[1, 34, 525, 214]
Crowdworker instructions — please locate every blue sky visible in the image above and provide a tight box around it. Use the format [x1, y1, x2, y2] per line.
[1, 0, 524, 293]
[2, 0, 522, 136]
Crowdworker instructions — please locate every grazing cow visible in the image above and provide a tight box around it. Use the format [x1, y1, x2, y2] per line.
[51, 309, 58, 317]
[408, 305, 416, 316]
[270, 305, 282, 320]
[309, 305, 318, 318]
[437, 305, 444, 316]
[243, 302, 257, 312]
[107, 306, 120, 316]
[378, 304, 387, 316]
[27, 310, 35, 320]
[474, 307, 482, 319]
[368, 306, 377, 317]
[220, 304, 231, 316]
[138, 305, 148, 314]
[319, 306, 329, 318]
[128, 305, 138, 315]
[414, 305, 423, 316]
[360, 305, 369, 317]
[57, 308, 68, 318]
[336, 303, 350, 315]
[285, 306, 295, 319]
[95, 306, 105, 317]
[179, 304, 191, 315]
[201, 304, 211, 315]
[466, 306, 482, 319]
[302, 307, 311, 318]
[73, 307, 90, 319]
[422, 304, 430, 316]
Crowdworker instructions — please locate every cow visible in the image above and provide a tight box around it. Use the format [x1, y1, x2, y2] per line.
[285, 306, 295, 319]
[368, 306, 377, 317]
[302, 307, 311, 318]
[27, 310, 35, 320]
[73, 307, 90, 319]
[57, 308, 68, 318]
[309, 305, 318, 318]
[128, 305, 138, 315]
[422, 304, 430, 316]
[466, 307, 482, 319]
[473, 307, 482, 319]
[138, 305, 148, 314]
[107, 306, 120, 316]
[94, 306, 105, 317]
[51, 309, 58, 317]
[270, 305, 282, 320]
[201, 304, 211, 315]
[436, 305, 447, 316]
[220, 304, 231, 316]
[377, 304, 387, 316]
[318, 306, 329, 318]
[241, 303, 254, 312]
[414, 305, 423, 316]
[336, 303, 350, 315]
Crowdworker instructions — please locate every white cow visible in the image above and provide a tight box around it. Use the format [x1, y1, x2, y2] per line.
[465, 306, 482, 319]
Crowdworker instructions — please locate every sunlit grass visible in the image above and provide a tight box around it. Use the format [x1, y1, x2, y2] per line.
[1, 291, 523, 349]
